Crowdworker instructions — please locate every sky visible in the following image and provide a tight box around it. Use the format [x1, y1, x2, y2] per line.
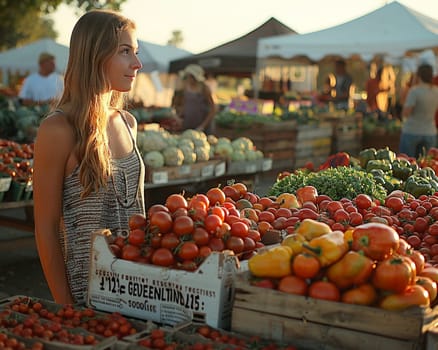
[51, 0, 438, 54]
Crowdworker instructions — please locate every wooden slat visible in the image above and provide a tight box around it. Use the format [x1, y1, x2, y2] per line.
[234, 272, 438, 341]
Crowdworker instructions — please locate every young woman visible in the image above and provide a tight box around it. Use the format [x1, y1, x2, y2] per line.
[33, 10, 145, 305]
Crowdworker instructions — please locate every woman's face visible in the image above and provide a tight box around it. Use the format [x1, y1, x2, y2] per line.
[107, 28, 142, 92]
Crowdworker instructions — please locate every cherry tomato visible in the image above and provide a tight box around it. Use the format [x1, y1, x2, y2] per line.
[225, 236, 244, 254]
[173, 215, 194, 236]
[128, 213, 147, 230]
[230, 221, 249, 238]
[308, 280, 340, 301]
[278, 275, 308, 296]
[121, 244, 141, 261]
[160, 232, 180, 250]
[127, 228, 145, 246]
[355, 194, 373, 210]
[206, 187, 226, 205]
[178, 241, 199, 260]
[204, 214, 223, 234]
[165, 194, 188, 213]
[151, 248, 174, 267]
[150, 210, 173, 234]
[192, 227, 210, 246]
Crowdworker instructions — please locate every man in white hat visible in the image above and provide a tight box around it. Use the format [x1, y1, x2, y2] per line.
[171, 64, 216, 134]
[18, 52, 64, 106]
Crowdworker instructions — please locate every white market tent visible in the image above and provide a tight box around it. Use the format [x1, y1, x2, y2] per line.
[257, 1, 438, 63]
[0, 37, 191, 106]
[0, 38, 69, 76]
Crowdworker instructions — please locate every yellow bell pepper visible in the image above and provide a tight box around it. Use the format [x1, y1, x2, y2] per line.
[343, 228, 354, 248]
[281, 233, 306, 255]
[248, 245, 292, 278]
[302, 231, 348, 267]
[275, 193, 301, 209]
[295, 218, 332, 241]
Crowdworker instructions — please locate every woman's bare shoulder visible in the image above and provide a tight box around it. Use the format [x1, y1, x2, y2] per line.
[37, 111, 75, 146]
[122, 110, 138, 129]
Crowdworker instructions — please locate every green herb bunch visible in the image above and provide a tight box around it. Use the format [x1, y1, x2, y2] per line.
[269, 166, 387, 203]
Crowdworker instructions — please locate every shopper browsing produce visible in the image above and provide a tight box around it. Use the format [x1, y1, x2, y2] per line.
[171, 64, 216, 134]
[33, 10, 145, 305]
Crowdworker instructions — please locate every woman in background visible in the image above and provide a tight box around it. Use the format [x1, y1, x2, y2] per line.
[171, 64, 216, 134]
[33, 10, 145, 304]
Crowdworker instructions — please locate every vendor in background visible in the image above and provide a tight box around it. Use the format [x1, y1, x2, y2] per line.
[399, 63, 438, 158]
[365, 66, 390, 117]
[18, 52, 64, 106]
[171, 64, 216, 134]
[332, 59, 353, 110]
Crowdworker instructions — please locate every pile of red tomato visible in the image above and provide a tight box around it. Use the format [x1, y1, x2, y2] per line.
[109, 183, 264, 270]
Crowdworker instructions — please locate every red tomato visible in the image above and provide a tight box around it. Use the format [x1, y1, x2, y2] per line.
[258, 210, 276, 223]
[297, 208, 318, 221]
[128, 213, 147, 230]
[278, 275, 308, 296]
[173, 215, 195, 236]
[355, 194, 373, 210]
[308, 280, 340, 301]
[206, 187, 226, 205]
[160, 232, 180, 250]
[222, 185, 240, 201]
[225, 236, 244, 254]
[192, 227, 210, 246]
[414, 216, 429, 233]
[348, 212, 363, 226]
[189, 194, 210, 209]
[209, 206, 225, 221]
[373, 255, 416, 293]
[165, 194, 188, 213]
[121, 244, 141, 261]
[204, 214, 223, 234]
[151, 248, 175, 267]
[326, 201, 344, 216]
[333, 208, 350, 223]
[275, 207, 292, 218]
[209, 237, 225, 251]
[127, 228, 145, 246]
[150, 210, 173, 234]
[147, 204, 169, 218]
[231, 221, 249, 238]
[178, 242, 199, 261]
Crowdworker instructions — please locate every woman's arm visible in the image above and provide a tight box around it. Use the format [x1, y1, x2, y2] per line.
[33, 114, 74, 304]
[198, 85, 217, 131]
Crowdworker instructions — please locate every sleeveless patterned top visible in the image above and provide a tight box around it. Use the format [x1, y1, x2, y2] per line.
[59, 111, 145, 304]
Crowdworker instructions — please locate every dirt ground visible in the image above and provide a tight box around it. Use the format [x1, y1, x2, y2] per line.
[0, 170, 279, 303]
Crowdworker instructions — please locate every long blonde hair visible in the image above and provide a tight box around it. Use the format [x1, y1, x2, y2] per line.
[57, 10, 136, 198]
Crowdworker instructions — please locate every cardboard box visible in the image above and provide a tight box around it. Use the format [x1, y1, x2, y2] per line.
[232, 271, 438, 350]
[87, 231, 239, 329]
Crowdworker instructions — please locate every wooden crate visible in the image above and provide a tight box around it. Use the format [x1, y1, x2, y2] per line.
[215, 123, 297, 169]
[231, 272, 438, 350]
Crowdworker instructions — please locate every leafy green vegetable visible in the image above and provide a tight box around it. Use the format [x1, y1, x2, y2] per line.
[268, 166, 387, 202]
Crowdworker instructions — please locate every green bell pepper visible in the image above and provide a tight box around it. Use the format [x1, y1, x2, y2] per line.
[376, 147, 396, 162]
[404, 175, 433, 198]
[359, 148, 377, 169]
[366, 159, 392, 173]
[392, 159, 412, 181]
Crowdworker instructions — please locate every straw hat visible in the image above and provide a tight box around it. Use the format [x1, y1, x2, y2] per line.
[180, 64, 205, 82]
[38, 52, 55, 64]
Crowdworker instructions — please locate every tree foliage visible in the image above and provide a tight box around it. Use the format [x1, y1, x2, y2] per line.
[167, 30, 183, 48]
[0, 0, 126, 52]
